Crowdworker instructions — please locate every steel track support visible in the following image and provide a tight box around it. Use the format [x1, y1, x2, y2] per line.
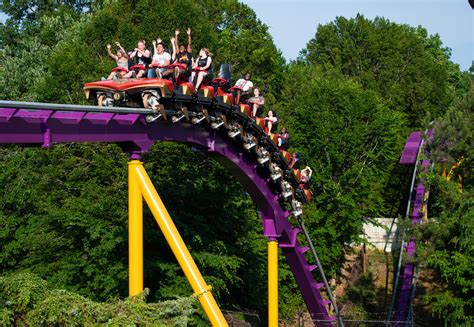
[132, 163, 228, 326]
[128, 160, 144, 296]
[268, 239, 279, 327]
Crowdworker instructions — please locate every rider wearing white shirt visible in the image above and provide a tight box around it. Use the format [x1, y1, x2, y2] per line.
[233, 72, 253, 103]
[150, 41, 171, 78]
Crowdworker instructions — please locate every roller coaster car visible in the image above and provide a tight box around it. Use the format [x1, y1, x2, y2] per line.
[83, 78, 174, 108]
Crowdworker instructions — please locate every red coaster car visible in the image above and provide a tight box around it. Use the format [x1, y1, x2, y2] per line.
[83, 78, 174, 108]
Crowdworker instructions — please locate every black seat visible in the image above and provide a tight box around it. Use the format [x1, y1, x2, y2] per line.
[218, 63, 232, 85]
[213, 63, 232, 95]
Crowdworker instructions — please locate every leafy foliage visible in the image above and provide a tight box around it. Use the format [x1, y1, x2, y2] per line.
[277, 64, 405, 272]
[301, 15, 467, 127]
[414, 83, 473, 323]
[0, 272, 196, 326]
[346, 272, 376, 309]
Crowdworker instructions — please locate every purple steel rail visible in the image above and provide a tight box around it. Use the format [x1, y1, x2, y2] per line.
[392, 132, 431, 326]
[0, 106, 335, 325]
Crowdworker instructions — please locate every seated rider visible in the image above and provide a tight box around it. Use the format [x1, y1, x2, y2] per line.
[106, 42, 129, 80]
[170, 28, 192, 83]
[247, 87, 265, 118]
[300, 166, 313, 189]
[123, 40, 151, 78]
[191, 48, 213, 91]
[289, 152, 301, 170]
[233, 73, 253, 103]
[150, 39, 172, 78]
[277, 127, 290, 150]
[264, 109, 278, 134]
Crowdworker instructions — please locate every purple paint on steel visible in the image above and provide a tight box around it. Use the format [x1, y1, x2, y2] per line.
[0, 107, 334, 325]
[399, 132, 422, 164]
[394, 131, 431, 326]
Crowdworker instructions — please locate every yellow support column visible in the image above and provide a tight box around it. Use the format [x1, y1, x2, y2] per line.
[128, 160, 144, 296]
[133, 164, 228, 326]
[268, 239, 278, 327]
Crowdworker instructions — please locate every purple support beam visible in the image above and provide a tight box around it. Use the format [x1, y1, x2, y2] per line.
[0, 107, 334, 325]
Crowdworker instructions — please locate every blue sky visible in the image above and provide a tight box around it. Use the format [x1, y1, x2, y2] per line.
[1, 1, 472, 69]
[240, 0, 473, 70]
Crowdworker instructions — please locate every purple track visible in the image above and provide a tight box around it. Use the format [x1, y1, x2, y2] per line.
[395, 131, 431, 325]
[0, 107, 335, 325]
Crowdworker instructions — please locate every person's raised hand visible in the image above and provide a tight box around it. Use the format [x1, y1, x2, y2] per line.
[115, 41, 121, 47]
[107, 44, 111, 50]
[170, 37, 175, 43]
[187, 28, 191, 35]
[175, 29, 180, 35]
[152, 40, 156, 46]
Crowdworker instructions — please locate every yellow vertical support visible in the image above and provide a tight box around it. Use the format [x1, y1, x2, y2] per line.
[128, 160, 144, 296]
[133, 164, 228, 327]
[268, 239, 278, 327]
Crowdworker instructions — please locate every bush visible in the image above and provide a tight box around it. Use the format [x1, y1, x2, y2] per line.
[0, 272, 196, 326]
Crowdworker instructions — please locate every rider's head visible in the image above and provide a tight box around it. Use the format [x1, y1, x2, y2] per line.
[138, 40, 145, 51]
[157, 42, 165, 54]
[200, 48, 212, 57]
[179, 44, 186, 53]
[244, 73, 251, 80]
[253, 87, 260, 96]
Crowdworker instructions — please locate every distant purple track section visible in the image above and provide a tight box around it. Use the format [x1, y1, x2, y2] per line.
[0, 107, 335, 325]
[395, 131, 431, 325]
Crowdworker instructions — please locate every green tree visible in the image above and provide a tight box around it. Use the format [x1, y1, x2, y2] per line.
[301, 15, 466, 127]
[0, 0, 97, 23]
[415, 82, 473, 324]
[276, 63, 405, 272]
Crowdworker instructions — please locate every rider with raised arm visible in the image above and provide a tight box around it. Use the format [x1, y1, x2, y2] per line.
[247, 87, 265, 118]
[150, 39, 171, 78]
[106, 42, 129, 80]
[233, 73, 253, 104]
[191, 48, 213, 91]
[124, 40, 151, 78]
[170, 28, 193, 83]
[300, 166, 313, 189]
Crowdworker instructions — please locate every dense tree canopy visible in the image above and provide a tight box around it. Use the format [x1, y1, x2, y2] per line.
[276, 64, 405, 269]
[300, 15, 467, 127]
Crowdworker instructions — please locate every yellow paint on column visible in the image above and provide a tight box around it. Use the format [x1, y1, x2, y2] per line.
[134, 164, 228, 326]
[268, 240, 279, 327]
[128, 160, 143, 296]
